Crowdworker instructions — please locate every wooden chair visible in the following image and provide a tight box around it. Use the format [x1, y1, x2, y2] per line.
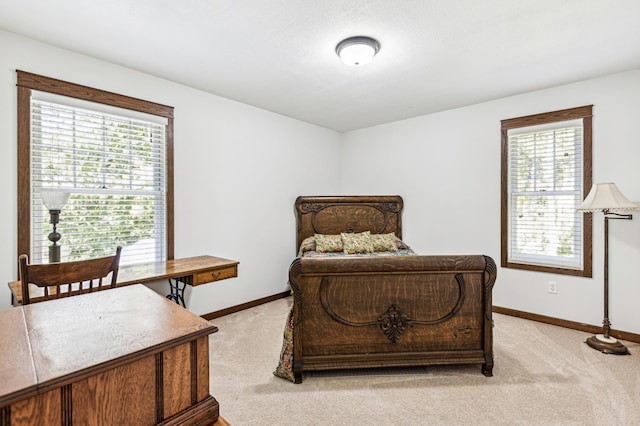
[19, 246, 122, 305]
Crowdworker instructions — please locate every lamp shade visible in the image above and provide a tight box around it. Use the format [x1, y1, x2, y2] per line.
[40, 189, 70, 211]
[336, 36, 380, 67]
[577, 182, 639, 212]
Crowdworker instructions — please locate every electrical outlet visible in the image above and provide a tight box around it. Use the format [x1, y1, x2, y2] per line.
[548, 281, 557, 294]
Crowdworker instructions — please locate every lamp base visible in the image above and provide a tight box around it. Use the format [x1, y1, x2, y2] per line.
[49, 244, 61, 263]
[585, 334, 630, 355]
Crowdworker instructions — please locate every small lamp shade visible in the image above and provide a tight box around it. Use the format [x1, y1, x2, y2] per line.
[41, 190, 70, 211]
[577, 183, 639, 212]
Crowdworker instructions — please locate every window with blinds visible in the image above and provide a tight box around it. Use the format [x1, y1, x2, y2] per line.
[30, 93, 167, 266]
[501, 106, 593, 277]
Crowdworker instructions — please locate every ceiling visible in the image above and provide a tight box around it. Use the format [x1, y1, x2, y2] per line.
[1, 0, 639, 132]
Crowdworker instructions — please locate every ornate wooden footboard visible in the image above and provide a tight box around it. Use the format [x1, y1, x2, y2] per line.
[288, 254, 497, 383]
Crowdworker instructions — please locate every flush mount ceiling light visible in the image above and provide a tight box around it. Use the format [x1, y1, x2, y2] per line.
[335, 36, 380, 67]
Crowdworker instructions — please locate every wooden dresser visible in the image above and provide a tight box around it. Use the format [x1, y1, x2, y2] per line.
[0, 285, 220, 425]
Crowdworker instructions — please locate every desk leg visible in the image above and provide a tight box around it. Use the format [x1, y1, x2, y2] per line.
[166, 278, 187, 307]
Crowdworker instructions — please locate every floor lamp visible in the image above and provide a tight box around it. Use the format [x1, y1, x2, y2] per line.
[577, 182, 638, 355]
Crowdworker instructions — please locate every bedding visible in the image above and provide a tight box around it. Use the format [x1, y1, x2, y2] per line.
[275, 196, 496, 383]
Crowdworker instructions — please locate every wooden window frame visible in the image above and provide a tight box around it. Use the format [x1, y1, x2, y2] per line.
[16, 70, 175, 263]
[500, 105, 593, 277]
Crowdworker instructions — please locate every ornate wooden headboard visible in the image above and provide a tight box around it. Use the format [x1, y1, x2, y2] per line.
[294, 195, 404, 250]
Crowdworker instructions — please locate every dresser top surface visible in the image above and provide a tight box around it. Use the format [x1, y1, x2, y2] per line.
[0, 284, 217, 402]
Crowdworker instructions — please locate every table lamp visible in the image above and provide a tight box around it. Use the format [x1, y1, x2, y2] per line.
[40, 189, 70, 263]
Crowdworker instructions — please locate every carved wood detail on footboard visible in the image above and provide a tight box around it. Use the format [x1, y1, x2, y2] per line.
[319, 273, 467, 343]
[289, 254, 497, 383]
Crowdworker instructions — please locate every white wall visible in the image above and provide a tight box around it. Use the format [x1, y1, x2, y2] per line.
[2, 29, 638, 335]
[0, 30, 342, 314]
[341, 70, 640, 335]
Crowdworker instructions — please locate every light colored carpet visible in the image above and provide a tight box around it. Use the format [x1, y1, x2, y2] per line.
[209, 297, 640, 425]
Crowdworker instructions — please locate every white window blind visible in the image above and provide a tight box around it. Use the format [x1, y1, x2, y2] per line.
[507, 119, 584, 269]
[31, 93, 167, 265]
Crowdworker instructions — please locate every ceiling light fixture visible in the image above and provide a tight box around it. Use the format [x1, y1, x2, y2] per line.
[336, 36, 380, 67]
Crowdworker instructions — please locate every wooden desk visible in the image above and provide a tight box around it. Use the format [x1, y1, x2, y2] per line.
[9, 255, 239, 307]
[0, 285, 220, 425]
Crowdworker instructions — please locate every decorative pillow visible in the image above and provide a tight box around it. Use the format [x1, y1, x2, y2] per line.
[314, 234, 343, 253]
[370, 233, 400, 252]
[341, 231, 374, 254]
[297, 236, 316, 256]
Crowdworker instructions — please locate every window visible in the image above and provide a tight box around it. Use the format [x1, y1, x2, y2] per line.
[17, 71, 174, 265]
[501, 106, 592, 277]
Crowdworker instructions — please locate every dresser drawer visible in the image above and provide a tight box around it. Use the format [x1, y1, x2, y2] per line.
[193, 266, 237, 286]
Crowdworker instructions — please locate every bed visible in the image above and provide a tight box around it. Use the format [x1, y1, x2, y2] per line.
[274, 195, 497, 383]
